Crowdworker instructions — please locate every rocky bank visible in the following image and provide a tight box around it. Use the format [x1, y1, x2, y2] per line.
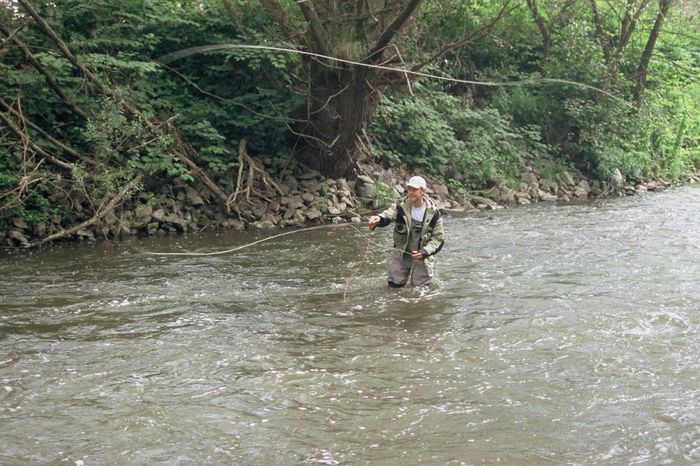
[2, 157, 696, 248]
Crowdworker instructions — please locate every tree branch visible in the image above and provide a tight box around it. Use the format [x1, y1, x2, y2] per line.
[366, 0, 424, 63]
[29, 177, 140, 247]
[17, 0, 109, 96]
[260, 0, 299, 40]
[295, 0, 332, 56]
[0, 106, 75, 171]
[412, 0, 516, 72]
[0, 20, 87, 118]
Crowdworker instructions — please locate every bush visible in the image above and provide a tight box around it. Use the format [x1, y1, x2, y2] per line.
[370, 90, 552, 190]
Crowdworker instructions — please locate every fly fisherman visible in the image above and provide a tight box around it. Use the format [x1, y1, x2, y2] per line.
[368, 176, 445, 287]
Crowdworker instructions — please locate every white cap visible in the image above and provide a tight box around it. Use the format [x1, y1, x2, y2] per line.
[406, 175, 427, 189]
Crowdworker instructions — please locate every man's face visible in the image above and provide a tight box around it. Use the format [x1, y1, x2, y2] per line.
[406, 186, 425, 204]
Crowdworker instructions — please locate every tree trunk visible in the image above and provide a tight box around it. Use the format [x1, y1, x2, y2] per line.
[301, 63, 380, 178]
[634, 0, 674, 105]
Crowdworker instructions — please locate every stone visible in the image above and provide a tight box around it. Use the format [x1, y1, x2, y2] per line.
[612, 168, 624, 188]
[287, 196, 305, 210]
[12, 218, 29, 230]
[520, 171, 538, 185]
[151, 209, 166, 221]
[539, 179, 559, 194]
[539, 190, 558, 202]
[186, 187, 204, 206]
[357, 182, 376, 199]
[252, 220, 276, 229]
[8, 229, 28, 244]
[135, 205, 152, 221]
[77, 229, 95, 241]
[562, 171, 576, 187]
[292, 210, 306, 225]
[33, 222, 47, 237]
[357, 175, 375, 185]
[305, 208, 322, 221]
[574, 186, 589, 199]
[433, 182, 450, 198]
[471, 195, 499, 209]
[147, 222, 159, 235]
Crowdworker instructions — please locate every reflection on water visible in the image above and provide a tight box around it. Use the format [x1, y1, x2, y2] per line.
[1, 186, 699, 464]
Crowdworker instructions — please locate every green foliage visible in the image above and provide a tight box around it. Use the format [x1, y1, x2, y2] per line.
[370, 91, 549, 190]
[374, 181, 396, 210]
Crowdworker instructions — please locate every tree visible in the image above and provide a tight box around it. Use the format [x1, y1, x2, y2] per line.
[633, 0, 675, 104]
[254, 0, 424, 178]
[525, 0, 578, 76]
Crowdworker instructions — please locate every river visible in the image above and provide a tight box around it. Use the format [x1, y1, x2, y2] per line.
[1, 185, 698, 465]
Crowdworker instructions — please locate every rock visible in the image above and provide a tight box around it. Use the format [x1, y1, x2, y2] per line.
[12, 218, 29, 230]
[471, 195, 500, 209]
[574, 180, 591, 199]
[612, 168, 625, 188]
[289, 196, 305, 210]
[228, 219, 246, 231]
[539, 179, 559, 194]
[147, 222, 159, 235]
[163, 214, 187, 232]
[298, 170, 321, 180]
[357, 175, 375, 185]
[186, 187, 204, 206]
[135, 205, 153, 221]
[562, 171, 577, 187]
[499, 188, 516, 204]
[350, 216, 362, 224]
[539, 190, 558, 202]
[327, 206, 342, 216]
[8, 229, 28, 245]
[305, 208, 322, 221]
[77, 229, 95, 241]
[515, 192, 531, 205]
[151, 209, 166, 221]
[33, 222, 47, 237]
[432, 182, 450, 198]
[520, 171, 538, 185]
[292, 210, 306, 225]
[252, 220, 276, 229]
[301, 192, 315, 204]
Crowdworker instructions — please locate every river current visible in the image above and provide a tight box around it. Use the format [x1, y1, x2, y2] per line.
[1, 185, 699, 465]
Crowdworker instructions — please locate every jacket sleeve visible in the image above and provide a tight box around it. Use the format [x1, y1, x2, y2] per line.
[376, 202, 398, 227]
[420, 212, 444, 257]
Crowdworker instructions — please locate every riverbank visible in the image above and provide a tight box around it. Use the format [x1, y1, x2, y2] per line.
[2, 157, 698, 248]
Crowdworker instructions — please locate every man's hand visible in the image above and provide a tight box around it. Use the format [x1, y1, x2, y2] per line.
[368, 215, 380, 230]
[411, 250, 424, 261]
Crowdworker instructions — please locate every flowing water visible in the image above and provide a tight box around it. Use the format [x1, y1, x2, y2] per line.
[1, 186, 699, 465]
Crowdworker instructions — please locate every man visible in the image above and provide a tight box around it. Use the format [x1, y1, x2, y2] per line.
[368, 175, 445, 287]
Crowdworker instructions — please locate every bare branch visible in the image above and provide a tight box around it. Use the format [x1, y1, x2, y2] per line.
[295, 0, 332, 56]
[260, 0, 299, 39]
[0, 106, 75, 171]
[412, 0, 517, 72]
[0, 20, 88, 118]
[30, 177, 140, 247]
[17, 0, 109, 96]
[367, 0, 424, 63]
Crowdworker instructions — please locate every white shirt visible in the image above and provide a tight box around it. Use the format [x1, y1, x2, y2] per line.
[411, 204, 427, 223]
